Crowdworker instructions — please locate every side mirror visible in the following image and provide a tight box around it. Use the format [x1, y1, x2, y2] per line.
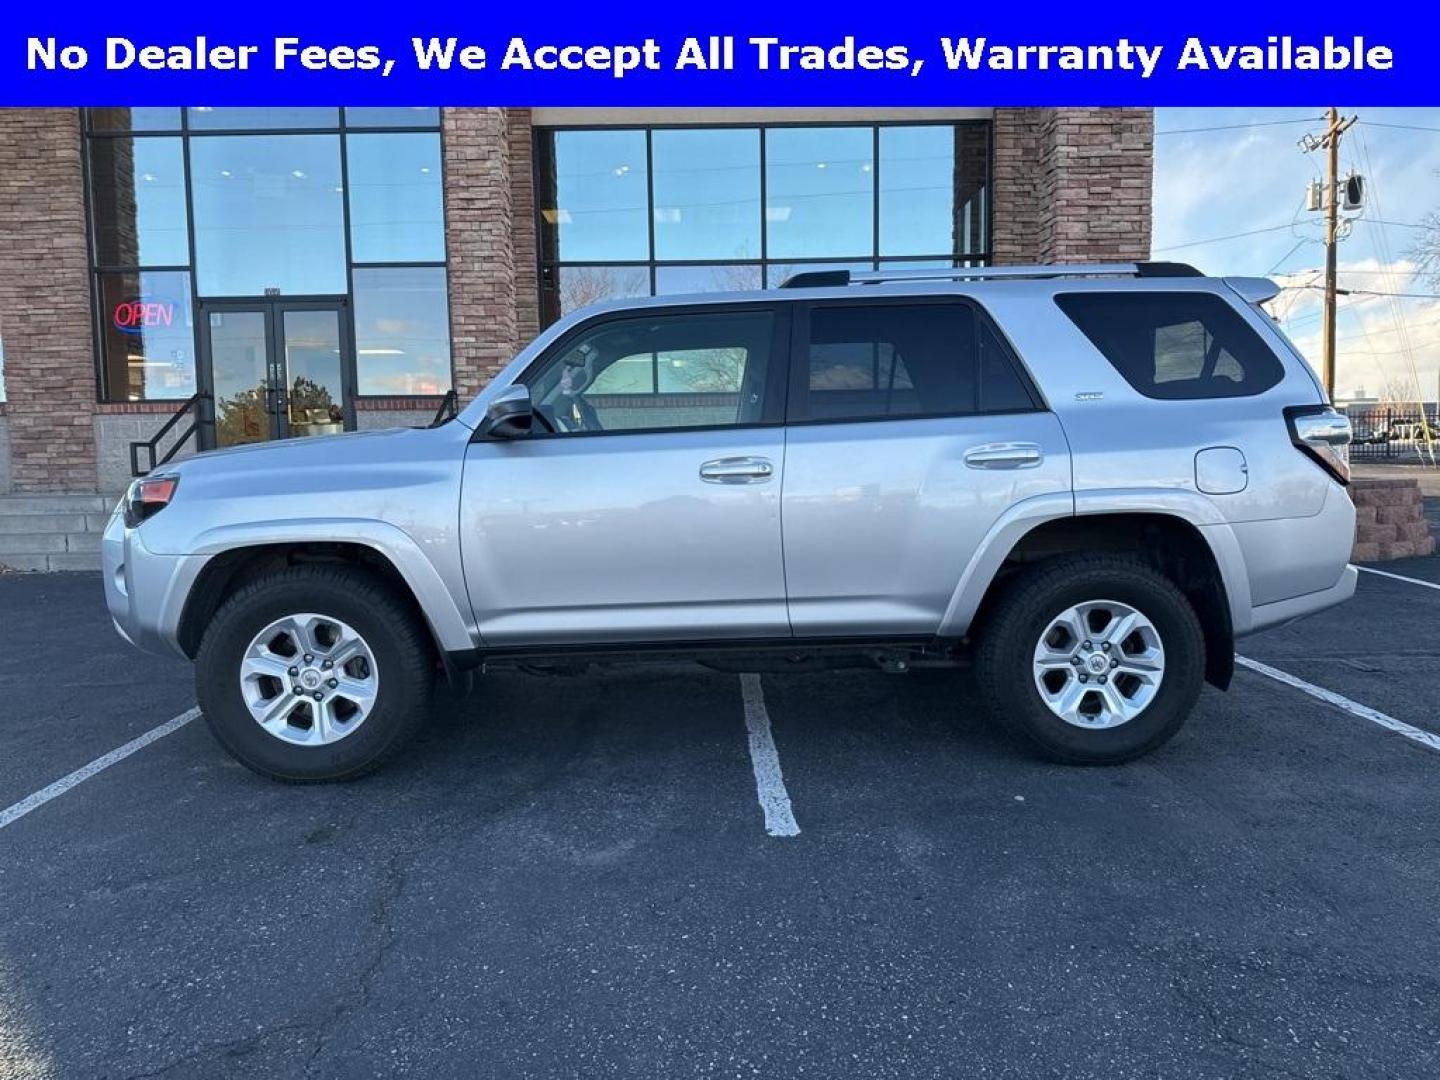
[478, 385, 535, 440]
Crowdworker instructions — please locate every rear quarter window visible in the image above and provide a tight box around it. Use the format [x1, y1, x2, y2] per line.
[1055, 292, 1285, 400]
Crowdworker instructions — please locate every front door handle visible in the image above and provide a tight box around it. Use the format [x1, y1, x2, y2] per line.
[964, 442, 1044, 470]
[700, 456, 774, 484]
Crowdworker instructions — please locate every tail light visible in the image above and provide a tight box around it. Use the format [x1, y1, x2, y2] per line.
[1285, 405, 1351, 486]
[123, 475, 179, 527]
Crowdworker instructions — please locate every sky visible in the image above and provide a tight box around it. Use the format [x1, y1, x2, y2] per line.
[1152, 107, 1440, 403]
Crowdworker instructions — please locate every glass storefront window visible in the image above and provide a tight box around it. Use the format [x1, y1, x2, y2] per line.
[190, 134, 346, 296]
[346, 133, 445, 263]
[188, 107, 339, 130]
[655, 265, 762, 295]
[87, 110, 450, 406]
[345, 107, 441, 128]
[879, 126, 955, 257]
[87, 107, 182, 132]
[652, 129, 761, 261]
[763, 261, 873, 289]
[535, 121, 990, 327]
[88, 137, 190, 267]
[352, 267, 453, 395]
[97, 270, 197, 401]
[541, 130, 650, 262]
[765, 127, 874, 260]
[547, 264, 650, 320]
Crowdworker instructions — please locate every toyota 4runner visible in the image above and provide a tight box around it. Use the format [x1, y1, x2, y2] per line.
[104, 263, 1357, 780]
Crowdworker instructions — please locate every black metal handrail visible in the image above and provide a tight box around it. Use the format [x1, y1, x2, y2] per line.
[129, 393, 208, 478]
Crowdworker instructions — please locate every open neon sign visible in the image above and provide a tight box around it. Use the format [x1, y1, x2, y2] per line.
[113, 297, 176, 335]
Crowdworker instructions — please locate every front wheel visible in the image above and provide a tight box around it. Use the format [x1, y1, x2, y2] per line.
[195, 566, 435, 781]
[975, 556, 1205, 764]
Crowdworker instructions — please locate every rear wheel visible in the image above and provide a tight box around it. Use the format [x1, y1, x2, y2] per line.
[195, 566, 434, 781]
[975, 555, 1205, 764]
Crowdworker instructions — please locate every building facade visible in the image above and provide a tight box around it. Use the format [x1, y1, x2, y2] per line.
[0, 107, 1153, 497]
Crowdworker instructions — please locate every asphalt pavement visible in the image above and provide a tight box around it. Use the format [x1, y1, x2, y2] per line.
[1, 564, 1438, 1079]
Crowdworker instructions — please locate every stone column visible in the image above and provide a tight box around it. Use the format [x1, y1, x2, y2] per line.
[0, 109, 99, 492]
[442, 108, 523, 400]
[992, 108, 1153, 265]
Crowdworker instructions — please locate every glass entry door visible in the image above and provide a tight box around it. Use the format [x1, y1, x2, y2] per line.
[199, 299, 353, 448]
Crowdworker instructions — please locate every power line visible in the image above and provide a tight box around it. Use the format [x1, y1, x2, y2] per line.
[1153, 222, 1300, 252]
[1362, 120, 1440, 135]
[1154, 117, 1322, 136]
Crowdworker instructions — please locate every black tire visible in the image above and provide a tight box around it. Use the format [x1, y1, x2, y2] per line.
[974, 555, 1205, 765]
[195, 566, 435, 782]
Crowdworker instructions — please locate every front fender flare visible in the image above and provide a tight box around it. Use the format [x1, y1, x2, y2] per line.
[185, 518, 476, 653]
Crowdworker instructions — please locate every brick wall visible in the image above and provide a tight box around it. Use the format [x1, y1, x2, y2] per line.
[992, 108, 1153, 264]
[442, 108, 522, 400]
[507, 109, 540, 346]
[0, 109, 98, 491]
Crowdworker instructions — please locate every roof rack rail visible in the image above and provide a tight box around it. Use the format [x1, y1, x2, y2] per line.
[779, 261, 1202, 289]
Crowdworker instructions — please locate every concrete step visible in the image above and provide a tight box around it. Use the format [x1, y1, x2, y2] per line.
[0, 494, 113, 515]
[0, 532, 101, 555]
[0, 551, 102, 573]
[0, 513, 90, 534]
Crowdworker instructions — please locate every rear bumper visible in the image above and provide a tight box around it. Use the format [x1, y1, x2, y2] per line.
[1241, 563, 1358, 637]
[103, 512, 209, 659]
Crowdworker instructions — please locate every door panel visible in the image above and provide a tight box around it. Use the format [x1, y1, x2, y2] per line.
[200, 299, 352, 448]
[207, 308, 275, 447]
[279, 309, 347, 437]
[461, 428, 789, 645]
[782, 412, 1072, 636]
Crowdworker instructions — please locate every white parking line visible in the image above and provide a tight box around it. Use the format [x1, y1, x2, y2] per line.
[1235, 656, 1440, 754]
[1356, 565, 1440, 592]
[0, 707, 201, 831]
[739, 674, 800, 837]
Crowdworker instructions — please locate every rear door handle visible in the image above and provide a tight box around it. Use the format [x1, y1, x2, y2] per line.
[700, 456, 774, 484]
[964, 442, 1044, 470]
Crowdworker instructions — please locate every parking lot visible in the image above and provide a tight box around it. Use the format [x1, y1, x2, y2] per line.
[3, 563, 1440, 1079]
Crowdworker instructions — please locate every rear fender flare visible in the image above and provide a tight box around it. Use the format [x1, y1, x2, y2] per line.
[938, 489, 1253, 638]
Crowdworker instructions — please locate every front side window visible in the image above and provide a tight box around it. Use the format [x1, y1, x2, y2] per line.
[527, 310, 776, 434]
[1055, 292, 1286, 400]
[797, 302, 1034, 423]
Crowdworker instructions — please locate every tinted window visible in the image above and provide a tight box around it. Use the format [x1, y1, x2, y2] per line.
[346, 132, 445, 262]
[1056, 292, 1285, 400]
[352, 267, 452, 395]
[765, 127, 873, 259]
[800, 303, 1034, 422]
[529, 311, 774, 434]
[97, 270, 197, 401]
[541, 130, 649, 262]
[88, 137, 191, 267]
[190, 134, 346, 296]
[652, 129, 760, 261]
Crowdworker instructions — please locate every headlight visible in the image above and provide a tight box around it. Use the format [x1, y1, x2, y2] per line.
[123, 475, 179, 528]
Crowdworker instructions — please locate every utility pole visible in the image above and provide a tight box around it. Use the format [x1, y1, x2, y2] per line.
[1304, 108, 1358, 401]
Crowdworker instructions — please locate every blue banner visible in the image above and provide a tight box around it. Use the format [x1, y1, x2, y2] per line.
[4, 1, 1438, 104]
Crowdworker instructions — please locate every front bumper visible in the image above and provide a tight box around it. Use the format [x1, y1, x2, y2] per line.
[103, 510, 210, 659]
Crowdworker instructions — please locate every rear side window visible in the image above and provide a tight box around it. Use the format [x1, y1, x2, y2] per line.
[798, 302, 1037, 422]
[1055, 292, 1285, 400]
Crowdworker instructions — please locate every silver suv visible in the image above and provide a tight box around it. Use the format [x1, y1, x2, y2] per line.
[104, 263, 1357, 781]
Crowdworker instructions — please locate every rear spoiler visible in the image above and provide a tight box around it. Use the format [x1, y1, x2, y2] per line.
[1223, 277, 1281, 305]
